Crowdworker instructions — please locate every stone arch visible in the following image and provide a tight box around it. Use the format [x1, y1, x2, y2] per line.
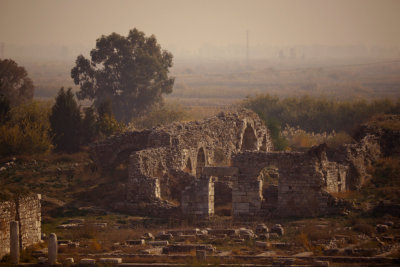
[196, 147, 206, 177]
[241, 123, 258, 151]
[110, 146, 140, 169]
[184, 157, 193, 174]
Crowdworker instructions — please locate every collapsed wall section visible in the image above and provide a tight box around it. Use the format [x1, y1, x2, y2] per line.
[90, 130, 154, 170]
[327, 135, 381, 190]
[0, 194, 41, 259]
[231, 147, 350, 218]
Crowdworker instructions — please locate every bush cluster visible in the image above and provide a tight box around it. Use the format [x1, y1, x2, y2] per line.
[0, 101, 53, 156]
[131, 102, 190, 130]
[50, 88, 125, 153]
[243, 94, 400, 133]
[243, 94, 400, 149]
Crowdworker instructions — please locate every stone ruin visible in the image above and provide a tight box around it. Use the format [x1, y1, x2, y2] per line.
[91, 109, 381, 219]
[0, 194, 41, 259]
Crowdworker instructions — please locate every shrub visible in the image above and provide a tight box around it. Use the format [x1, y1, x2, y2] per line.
[132, 102, 190, 130]
[0, 101, 53, 156]
[282, 125, 332, 150]
[94, 98, 123, 137]
[97, 113, 125, 138]
[243, 94, 400, 134]
[326, 131, 354, 148]
[266, 118, 288, 150]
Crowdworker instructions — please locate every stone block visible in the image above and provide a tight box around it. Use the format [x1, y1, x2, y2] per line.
[126, 239, 145, 245]
[271, 224, 284, 236]
[64, 258, 74, 264]
[141, 247, 163, 255]
[99, 258, 122, 264]
[202, 166, 238, 177]
[148, 240, 169, 246]
[79, 258, 96, 265]
[255, 223, 268, 234]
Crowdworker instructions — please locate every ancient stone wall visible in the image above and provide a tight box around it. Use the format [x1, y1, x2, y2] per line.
[231, 146, 350, 218]
[0, 194, 41, 259]
[181, 176, 215, 218]
[98, 109, 272, 211]
[17, 195, 42, 249]
[0, 200, 16, 258]
[327, 135, 381, 190]
[91, 130, 153, 170]
[92, 110, 272, 171]
[353, 114, 400, 157]
[181, 137, 381, 219]
[91, 108, 392, 219]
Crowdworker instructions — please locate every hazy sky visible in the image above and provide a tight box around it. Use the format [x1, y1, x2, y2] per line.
[1, 0, 400, 51]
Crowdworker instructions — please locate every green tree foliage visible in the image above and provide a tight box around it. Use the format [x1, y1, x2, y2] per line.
[132, 102, 190, 130]
[95, 98, 125, 138]
[97, 112, 125, 138]
[243, 94, 400, 134]
[50, 88, 82, 153]
[71, 28, 174, 122]
[81, 107, 98, 145]
[98, 98, 113, 118]
[0, 94, 11, 123]
[0, 59, 34, 107]
[0, 101, 53, 156]
[266, 118, 288, 150]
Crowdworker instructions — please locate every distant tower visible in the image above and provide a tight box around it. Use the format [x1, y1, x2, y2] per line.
[246, 30, 249, 65]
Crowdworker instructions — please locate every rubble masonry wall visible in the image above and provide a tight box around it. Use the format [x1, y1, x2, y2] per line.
[0, 194, 41, 259]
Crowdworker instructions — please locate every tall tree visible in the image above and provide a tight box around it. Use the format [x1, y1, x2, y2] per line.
[50, 88, 82, 153]
[71, 28, 174, 122]
[0, 94, 10, 124]
[0, 59, 34, 106]
[81, 106, 98, 145]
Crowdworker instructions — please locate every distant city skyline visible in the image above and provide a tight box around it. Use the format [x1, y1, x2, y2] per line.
[1, 42, 399, 62]
[1, 0, 400, 56]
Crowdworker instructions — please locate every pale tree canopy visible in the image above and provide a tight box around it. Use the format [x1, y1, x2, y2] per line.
[71, 28, 174, 122]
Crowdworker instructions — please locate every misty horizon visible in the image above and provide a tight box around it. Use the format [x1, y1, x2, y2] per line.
[1, 0, 400, 62]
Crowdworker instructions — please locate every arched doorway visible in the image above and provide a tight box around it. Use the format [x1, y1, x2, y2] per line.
[241, 123, 258, 151]
[196, 147, 206, 178]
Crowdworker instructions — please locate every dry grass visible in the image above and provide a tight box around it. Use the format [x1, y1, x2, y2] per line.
[369, 114, 400, 131]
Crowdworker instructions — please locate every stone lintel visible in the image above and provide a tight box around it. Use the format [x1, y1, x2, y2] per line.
[202, 166, 239, 177]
